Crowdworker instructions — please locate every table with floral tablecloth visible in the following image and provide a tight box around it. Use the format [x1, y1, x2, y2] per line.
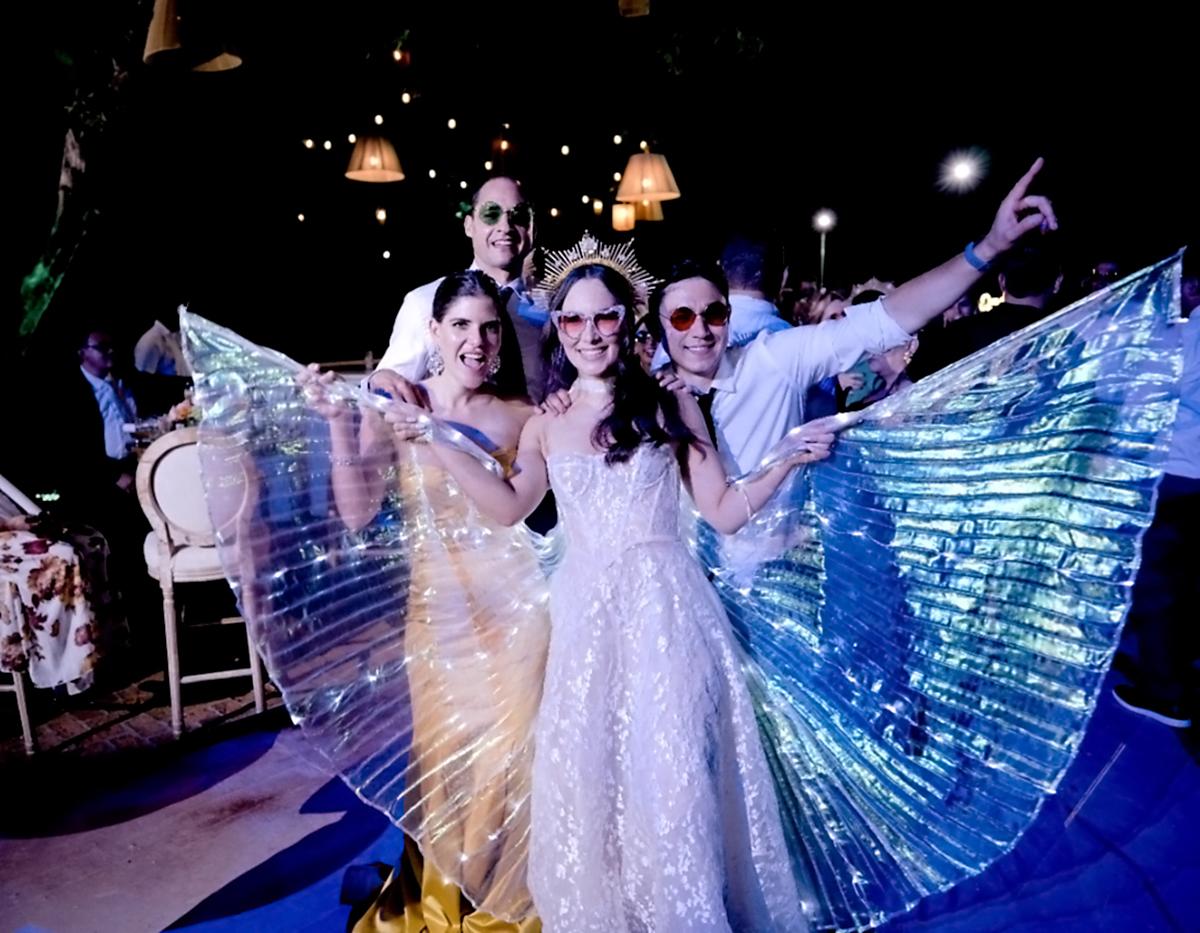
[0, 520, 121, 693]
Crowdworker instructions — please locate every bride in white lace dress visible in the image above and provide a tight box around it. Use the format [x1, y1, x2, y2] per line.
[411, 262, 837, 932]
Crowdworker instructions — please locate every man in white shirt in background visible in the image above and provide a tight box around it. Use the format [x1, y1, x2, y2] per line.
[368, 175, 546, 403]
[78, 329, 139, 487]
[722, 234, 791, 347]
[648, 159, 1058, 477]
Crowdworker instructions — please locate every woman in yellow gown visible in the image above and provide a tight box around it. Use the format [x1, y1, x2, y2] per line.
[312, 270, 547, 932]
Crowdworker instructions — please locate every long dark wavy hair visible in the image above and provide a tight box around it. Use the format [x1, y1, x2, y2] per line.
[431, 270, 526, 399]
[542, 263, 696, 464]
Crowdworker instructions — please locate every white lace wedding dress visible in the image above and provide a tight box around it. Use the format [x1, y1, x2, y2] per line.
[527, 445, 808, 933]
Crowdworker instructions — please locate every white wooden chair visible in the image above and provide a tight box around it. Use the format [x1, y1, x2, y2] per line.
[135, 427, 266, 737]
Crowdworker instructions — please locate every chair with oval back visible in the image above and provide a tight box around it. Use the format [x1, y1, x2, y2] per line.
[135, 427, 266, 737]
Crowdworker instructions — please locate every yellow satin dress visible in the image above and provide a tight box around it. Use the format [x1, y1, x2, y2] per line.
[353, 447, 546, 933]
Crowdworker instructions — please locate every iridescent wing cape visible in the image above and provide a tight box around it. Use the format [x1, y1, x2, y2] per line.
[181, 253, 1183, 928]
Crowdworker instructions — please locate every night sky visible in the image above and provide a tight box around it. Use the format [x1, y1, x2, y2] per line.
[9, 2, 1196, 369]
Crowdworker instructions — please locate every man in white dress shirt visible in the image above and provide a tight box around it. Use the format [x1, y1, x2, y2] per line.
[649, 159, 1058, 477]
[368, 175, 546, 403]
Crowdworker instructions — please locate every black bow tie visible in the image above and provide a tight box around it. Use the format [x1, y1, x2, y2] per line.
[695, 389, 718, 449]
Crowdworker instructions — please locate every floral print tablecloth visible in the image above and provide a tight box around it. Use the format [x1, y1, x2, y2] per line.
[1, 522, 120, 692]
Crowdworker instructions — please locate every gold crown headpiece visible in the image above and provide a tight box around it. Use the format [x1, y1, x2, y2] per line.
[532, 232, 661, 310]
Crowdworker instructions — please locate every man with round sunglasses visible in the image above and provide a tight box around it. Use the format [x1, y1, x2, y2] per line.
[649, 235, 791, 372]
[370, 175, 547, 402]
[650, 159, 1058, 477]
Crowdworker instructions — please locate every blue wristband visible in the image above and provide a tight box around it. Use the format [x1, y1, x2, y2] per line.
[964, 241, 992, 272]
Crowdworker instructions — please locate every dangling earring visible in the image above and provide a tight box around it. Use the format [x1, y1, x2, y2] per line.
[486, 354, 502, 378]
[428, 346, 445, 376]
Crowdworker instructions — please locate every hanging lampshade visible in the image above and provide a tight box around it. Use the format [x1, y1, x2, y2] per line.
[145, 0, 241, 70]
[193, 50, 242, 72]
[615, 152, 680, 202]
[612, 203, 636, 232]
[634, 199, 664, 221]
[144, 0, 182, 63]
[346, 137, 405, 182]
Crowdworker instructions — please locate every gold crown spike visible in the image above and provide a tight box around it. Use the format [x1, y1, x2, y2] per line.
[532, 232, 661, 309]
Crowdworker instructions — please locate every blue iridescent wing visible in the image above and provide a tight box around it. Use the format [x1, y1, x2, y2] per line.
[708, 255, 1184, 930]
